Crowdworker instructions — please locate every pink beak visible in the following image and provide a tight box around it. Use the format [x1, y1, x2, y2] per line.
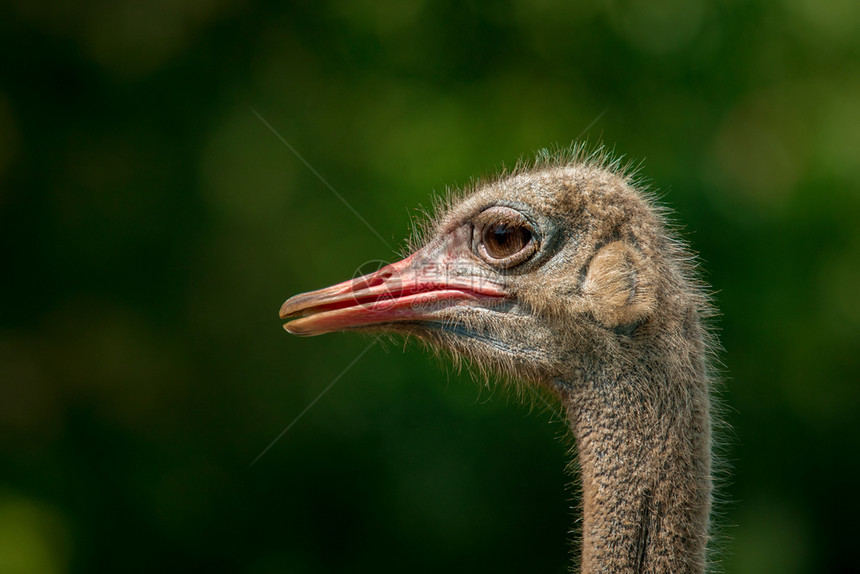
[280, 252, 507, 336]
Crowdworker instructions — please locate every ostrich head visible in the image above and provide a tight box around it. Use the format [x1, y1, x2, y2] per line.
[279, 149, 716, 574]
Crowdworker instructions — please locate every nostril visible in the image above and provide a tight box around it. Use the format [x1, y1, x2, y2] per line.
[356, 274, 388, 289]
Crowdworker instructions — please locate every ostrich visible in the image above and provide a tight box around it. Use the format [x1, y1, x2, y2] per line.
[279, 148, 717, 573]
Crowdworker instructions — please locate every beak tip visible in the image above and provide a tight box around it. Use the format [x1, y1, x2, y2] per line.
[279, 300, 293, 320]
[283, 321, 324, 337]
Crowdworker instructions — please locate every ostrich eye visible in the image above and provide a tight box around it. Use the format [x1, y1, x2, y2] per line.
[474, 207, 538, 268]
[484, 222, 532, 258]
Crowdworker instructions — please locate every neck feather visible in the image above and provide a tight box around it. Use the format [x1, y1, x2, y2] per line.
[557, 351, 712, 574]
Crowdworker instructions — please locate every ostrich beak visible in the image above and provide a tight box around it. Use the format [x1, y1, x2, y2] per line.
[280, 251, 506, 336]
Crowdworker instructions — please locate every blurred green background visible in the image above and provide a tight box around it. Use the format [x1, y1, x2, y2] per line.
[2, 0, 859, 572]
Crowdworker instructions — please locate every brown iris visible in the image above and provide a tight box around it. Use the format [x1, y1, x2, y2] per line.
[474, 206, 538, 268]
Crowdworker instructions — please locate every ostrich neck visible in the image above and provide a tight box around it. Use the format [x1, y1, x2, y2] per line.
[558, 355, 712, 574]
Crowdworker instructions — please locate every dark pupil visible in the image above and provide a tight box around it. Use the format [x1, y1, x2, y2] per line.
[486, 223, 531, 257]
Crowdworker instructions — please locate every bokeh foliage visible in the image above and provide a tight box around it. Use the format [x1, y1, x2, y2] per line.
[1, 0, 859, 573]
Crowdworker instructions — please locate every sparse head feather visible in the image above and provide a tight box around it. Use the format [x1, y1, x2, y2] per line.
[406, 142, 637, 255]
[397, 144, 715, 399]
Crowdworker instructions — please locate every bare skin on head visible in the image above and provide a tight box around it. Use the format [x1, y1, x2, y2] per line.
[280, 149, 717, 574]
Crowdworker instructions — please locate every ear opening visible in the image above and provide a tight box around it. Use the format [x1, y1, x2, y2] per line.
[582, 240, 656, 329]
